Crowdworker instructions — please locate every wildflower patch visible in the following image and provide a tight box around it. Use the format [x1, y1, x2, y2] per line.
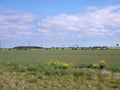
[45, 59, 73, 69]
[91, 60, 108, 69]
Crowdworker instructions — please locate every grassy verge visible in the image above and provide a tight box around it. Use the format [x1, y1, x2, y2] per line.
[0, 61, 120, 90]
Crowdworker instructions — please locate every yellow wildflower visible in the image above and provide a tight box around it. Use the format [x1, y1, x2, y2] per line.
[92, 63, 99, 68]
[99, 60, 106, 65]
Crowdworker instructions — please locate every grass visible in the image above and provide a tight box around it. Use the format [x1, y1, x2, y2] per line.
[0, 49, 120, 90]
[0, 63, 120, 90]
[0, 49, 120, 65]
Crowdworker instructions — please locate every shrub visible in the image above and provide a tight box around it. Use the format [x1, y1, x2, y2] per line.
[92, 63, 99, 68]
[91, 60, 108, 69]
[45, 59, 73, 69]
[99, 60, 107, 69]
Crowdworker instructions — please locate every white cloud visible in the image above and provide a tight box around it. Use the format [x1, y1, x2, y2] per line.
[1, 5, 120, 47]
[39, 14, 80, 32]
[38, 5, 120, 39]
[38, 29, 50, 33]
[0, 9, 37, 40]
[86, 6, 99, 11]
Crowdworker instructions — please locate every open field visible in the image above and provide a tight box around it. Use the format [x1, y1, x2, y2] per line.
[0, 49, 120, 66]
[0, 49, 120, 90]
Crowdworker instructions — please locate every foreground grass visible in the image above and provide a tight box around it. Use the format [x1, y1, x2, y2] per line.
[0, 63, 120, 90]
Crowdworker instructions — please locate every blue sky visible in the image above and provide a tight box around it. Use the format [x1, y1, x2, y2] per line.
[0, 0, 120, 48]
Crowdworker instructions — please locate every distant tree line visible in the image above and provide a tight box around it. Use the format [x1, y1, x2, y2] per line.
[12, 46, 110, 50]
[13, 46, 43, 50]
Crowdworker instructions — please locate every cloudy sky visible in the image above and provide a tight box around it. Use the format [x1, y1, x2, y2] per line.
[0, 0, 120, 48]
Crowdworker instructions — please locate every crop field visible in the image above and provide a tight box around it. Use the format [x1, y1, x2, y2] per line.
[0, 49, 120, 90]
[0, 49, 120, 66]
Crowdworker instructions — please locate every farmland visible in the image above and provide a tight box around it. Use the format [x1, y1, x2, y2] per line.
[0, 49, 120, 65]
[0, 49, 120, 90]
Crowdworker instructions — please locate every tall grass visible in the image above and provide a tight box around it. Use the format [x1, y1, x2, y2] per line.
[0, 62, 120, 90]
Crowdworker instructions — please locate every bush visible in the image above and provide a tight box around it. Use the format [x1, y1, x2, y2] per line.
[91, 60, 108, 69]
[45, 59, 73, 69]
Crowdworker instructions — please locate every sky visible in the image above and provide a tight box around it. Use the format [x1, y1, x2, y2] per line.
[0, 0, 120, 48]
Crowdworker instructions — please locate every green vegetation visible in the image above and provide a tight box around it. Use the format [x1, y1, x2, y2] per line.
[45, 59, 73, 69]
[0, 49, 120, 66]
[91, 60, 108, 69]
[0, 49, 120, 90]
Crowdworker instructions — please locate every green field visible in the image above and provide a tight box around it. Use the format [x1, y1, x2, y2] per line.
[0, 49, 120, 90]
[0, 49, 120, 66]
